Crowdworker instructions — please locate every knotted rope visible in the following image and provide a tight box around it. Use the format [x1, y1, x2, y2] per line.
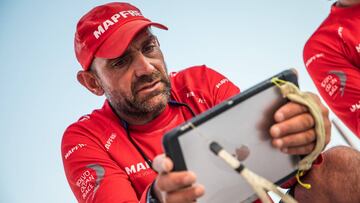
[271, 77, 326, 190]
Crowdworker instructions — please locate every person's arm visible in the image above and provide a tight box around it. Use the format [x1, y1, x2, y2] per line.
[62, 126, 152, 203]
[303, 20, 360, 136]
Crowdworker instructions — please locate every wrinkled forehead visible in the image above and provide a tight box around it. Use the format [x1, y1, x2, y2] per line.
[126, 27, 155, 49]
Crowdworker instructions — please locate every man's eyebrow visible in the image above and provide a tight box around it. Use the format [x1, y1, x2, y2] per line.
[107, 35, 157, 64]
[107, 51, 131, 66]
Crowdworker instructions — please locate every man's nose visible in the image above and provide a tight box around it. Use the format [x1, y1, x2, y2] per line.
[133, 53, 155, 77]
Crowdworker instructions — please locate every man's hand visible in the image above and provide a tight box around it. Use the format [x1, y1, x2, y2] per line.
[152, 154, 205, 203]
[270, 93, 331, 155]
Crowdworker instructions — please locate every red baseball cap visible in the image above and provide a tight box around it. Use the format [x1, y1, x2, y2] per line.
[74, 2, 168, 70]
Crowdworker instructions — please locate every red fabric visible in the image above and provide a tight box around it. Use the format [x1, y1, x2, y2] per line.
[61, 65, 240, 203]
[303, 3, 360, 137]
[75, 2, 167, 70]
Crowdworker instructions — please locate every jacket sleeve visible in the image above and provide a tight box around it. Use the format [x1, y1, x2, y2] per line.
[303, 28, 360, 136]
[203, 66, 241, 105]
[171, 65, 240, 115]
[61, 125, 152, 203]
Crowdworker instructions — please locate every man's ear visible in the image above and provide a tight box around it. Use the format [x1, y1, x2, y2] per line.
[77, 70, 105, 96]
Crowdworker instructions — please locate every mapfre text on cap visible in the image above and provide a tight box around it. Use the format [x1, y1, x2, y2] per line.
[93, 10, 143, 39]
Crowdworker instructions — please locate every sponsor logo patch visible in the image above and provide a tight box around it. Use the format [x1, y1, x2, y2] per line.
[76, 170, 95, 200]
[321, 75, 339, 97]
[328, 71, 347, 97]
[76, 164, 105, 201]
[320, 71, 347, 98]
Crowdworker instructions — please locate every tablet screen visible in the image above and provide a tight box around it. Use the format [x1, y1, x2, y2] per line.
[177, 84, 299, 203]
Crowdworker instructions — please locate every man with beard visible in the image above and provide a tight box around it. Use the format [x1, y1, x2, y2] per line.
[62, 2, 360, 203]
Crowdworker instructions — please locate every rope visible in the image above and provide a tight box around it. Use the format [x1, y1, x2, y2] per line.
[271, 77, 326, 189]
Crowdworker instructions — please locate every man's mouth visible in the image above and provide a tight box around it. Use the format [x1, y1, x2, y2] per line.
[135, 80, 162, 94]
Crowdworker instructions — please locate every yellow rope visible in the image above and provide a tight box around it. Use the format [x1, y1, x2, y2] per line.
[296, 170, 311, 189]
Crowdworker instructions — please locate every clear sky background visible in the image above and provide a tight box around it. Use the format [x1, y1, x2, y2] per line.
[0, 0, 359, 202]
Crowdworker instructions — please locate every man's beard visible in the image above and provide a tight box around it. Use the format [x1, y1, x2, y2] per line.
[106, 70, 171, 120]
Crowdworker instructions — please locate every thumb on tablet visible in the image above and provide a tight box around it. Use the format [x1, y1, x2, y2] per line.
[153, 154, 174, 173]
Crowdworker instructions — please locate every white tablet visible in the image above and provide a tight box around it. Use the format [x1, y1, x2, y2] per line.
[163, 69, 300, 203]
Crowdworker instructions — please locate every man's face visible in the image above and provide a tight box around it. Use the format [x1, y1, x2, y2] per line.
[91, 29, 171, 123]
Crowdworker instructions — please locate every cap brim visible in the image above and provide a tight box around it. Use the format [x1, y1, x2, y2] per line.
[95, 20, 168, 59]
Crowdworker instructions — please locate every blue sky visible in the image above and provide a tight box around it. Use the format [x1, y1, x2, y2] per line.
[0, 0, 358, 202]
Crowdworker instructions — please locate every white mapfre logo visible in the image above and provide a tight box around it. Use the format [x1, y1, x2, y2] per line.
[64, 144, 87, 160]
[105, 133, 117, 151]
[93, 10, 142, 39]
[125, 161, 150, 175]
[215, 78, 229, 89]
[305, 53, 324, 67]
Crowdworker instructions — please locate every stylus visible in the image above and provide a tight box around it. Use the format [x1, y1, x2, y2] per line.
[209, 141, 297, 203]
[209, 141, 244, 173]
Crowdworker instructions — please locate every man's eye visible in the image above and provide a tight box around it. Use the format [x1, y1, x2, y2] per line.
[111, 57, 129, 68]
[142, 44, 156, 54]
